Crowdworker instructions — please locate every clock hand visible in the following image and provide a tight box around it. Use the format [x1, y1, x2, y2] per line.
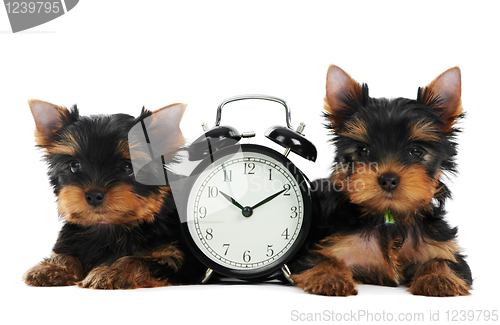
[251, 188, 286, 210]
[219, 191, 245, 211]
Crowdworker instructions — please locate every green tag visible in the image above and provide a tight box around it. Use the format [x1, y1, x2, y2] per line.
[384, 211, 395, 224]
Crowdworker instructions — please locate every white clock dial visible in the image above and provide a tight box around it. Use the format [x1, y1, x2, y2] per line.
[186, 150, 304, 271]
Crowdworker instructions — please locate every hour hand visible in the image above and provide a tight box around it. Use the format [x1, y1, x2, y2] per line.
[219, 191, 245, 211]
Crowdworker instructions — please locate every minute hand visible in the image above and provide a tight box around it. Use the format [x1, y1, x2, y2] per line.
[251, 189, 286, 210]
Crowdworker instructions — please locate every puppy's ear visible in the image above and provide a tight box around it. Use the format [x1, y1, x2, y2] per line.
[129, 103, 187, 185]
[325, 65, 367, 130]
[148, 103, 187, 155]
[150, 102, 186, 137]
[131, 103, 187, 163]
[417, 67, 462, 133]
[28, 99, 72, 146]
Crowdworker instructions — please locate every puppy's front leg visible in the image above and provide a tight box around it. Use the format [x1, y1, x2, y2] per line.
[291, 256, 358, 296]
[79, 243, 184, 289]
[78, 256, 165, 289]
[23, 253, 85, 287]
[409, 257, 472, 296]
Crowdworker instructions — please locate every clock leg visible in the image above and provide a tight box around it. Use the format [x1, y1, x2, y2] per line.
[201, 268, 214, 284]
[281, 264, 295, 284]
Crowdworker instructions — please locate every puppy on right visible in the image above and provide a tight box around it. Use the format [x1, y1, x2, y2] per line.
[292, 65, 472, 296]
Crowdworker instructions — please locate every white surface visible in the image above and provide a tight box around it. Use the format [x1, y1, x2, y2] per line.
[1, 1, 499, 324]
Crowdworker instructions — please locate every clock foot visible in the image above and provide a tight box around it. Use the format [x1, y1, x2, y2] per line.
[282, 264, 295, 285]
[201, 268, 214, 284]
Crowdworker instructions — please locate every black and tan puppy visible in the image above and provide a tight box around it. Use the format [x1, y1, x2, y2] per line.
[23, 100, 206, 289]
[292, 66, 472, 296]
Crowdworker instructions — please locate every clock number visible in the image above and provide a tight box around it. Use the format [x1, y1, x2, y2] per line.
[283, 184, 291, 196]
[268, 168, 272, 180]
[223, 170, 232, 182]
[281, 228, 290, 240]
[290, 206, 298, 218]
[205, 228, 213, 240]
[199, 206, 207, 218]
[243, 250, 251, 262]
[266, 245, 274, 257]
[223, 244, 230, 255]
[207, 186, 219, 198]
[244, 163, 255, 174]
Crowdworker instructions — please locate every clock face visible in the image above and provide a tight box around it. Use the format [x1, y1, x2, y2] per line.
[182, 144, 311, 278]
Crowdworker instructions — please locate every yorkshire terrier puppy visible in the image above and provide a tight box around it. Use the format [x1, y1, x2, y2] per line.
[291, 65, 472, 296]
[23, 100, 206, 289]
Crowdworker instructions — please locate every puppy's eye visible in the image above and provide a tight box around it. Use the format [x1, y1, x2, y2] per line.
[358, 146, 370, 157]
[69, 161, 81, 173]
[122, 162, 134, 177]
[409, 147, 426, 158]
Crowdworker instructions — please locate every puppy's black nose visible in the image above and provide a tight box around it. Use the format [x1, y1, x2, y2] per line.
[379, 173, 399, 192]
[85, 190, 105, 207]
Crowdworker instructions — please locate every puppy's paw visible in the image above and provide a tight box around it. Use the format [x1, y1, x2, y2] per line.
[291, 260, 358, 296]
[78, 257, 165, 290]
[292, 272, 358, 296]
[78, 266, 136, 289]
[409, 272, 470, 296]
[409, 259, 471, 297]
[23, 263, 79, 287]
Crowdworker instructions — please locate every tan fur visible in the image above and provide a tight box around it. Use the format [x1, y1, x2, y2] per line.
[141, 103, 186, 163]
[78, 256, 167, 289]
[29, 100, 75, 148]
[23, 253, 85, 286]
[324, 65, 364, 131]
[409, 121, 441, 142]
[315, 234, 402, 286]
[116, 138, 131, 159]
[46, 132, 79, 155]
[291, 258, 358, 296]
[140, 242, 185, 272]
[333, 159, 438, 218]
[304, 232, 466, 296]
[409, 259, 471, 296]
[399, 237, 459, 264]
[317, 234, 384, 270]
[58, 184, 169, 225]
[77, 243, 185, 289]
[419, 67, 463, 133]
[340, 118, 370, 143]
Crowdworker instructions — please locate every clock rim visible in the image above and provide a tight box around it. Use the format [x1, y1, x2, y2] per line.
[179, 143, 312, 280]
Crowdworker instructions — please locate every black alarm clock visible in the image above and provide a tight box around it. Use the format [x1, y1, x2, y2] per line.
[181, 95, 317, 283]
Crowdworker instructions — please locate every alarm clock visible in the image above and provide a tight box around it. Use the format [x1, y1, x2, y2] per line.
[180, 95, 317, 282]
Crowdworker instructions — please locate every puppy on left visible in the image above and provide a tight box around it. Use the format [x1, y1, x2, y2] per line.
[23, 100, 206, 289]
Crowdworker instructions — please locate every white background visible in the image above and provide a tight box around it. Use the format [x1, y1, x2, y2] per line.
[1, 1, 499, 324]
